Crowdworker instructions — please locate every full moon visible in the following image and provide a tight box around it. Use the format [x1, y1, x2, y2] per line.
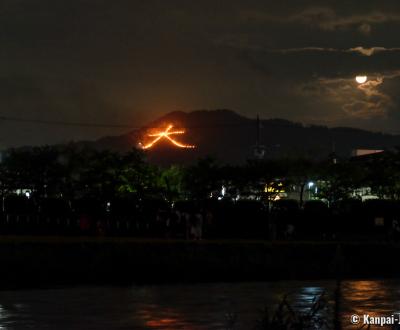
[355, 75, 368, 84]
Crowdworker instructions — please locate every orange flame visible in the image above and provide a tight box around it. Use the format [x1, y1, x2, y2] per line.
[142, 124, 195, 149]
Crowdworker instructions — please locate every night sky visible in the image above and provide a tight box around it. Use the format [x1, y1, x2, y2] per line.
[1, 0, 400, 147]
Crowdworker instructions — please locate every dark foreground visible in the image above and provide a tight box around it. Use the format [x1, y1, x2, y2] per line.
[0, 237, 399, 289]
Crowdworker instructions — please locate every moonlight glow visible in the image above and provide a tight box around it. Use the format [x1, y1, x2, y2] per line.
[355, 75, 368, 84]
[141, 124, 195, 149]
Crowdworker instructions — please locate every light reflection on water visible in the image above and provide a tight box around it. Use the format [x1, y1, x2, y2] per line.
[0, 280, 398, 329]
[341, 280, 400, 330]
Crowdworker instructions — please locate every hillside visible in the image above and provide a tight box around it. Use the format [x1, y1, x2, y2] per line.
[86, 110, 400, 164]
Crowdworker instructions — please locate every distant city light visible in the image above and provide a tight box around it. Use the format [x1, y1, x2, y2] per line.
[221, 186, 226, 197]
[308, 182, 315, 189]
[141, 124, 195, 149]
[265, 182, 285, 194]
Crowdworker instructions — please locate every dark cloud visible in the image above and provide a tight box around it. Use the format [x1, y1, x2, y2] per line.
[1, 0, 400, 147]
[239, 6, 400, 34]
[290, 7, 400, 32]
[266, 46, 400, 56]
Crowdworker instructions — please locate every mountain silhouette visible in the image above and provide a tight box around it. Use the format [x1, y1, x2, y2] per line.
[87, 109, 400, 164]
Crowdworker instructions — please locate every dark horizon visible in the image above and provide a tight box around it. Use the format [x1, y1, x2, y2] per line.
[4, 108, 400, 148]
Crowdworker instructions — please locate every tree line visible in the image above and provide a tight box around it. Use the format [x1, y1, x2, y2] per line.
[0, 145, 399, 204]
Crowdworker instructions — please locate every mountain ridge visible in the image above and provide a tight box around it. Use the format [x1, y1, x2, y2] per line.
[8, 110, 397, 165]
[82, 109, 400, 164]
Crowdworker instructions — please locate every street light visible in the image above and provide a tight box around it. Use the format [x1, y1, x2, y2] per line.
[308, 182, 315, 200]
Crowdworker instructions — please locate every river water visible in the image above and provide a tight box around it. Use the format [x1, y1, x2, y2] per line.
[0, 280, 399, 329]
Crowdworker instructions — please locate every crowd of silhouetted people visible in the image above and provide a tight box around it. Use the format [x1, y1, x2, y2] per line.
[1, 195, 400, 240]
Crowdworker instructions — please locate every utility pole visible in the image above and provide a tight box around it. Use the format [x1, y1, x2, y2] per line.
[331, 141, 337, 164]
[253, 114, 265, 159]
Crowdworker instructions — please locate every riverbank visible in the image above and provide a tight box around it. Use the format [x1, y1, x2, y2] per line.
[0, 236, 398, 289]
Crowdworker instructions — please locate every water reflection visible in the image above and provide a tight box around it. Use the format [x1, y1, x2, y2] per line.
[0, 280, 398, 329]
[341, 280, 399, 330]
[138, 306, 193, 329]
